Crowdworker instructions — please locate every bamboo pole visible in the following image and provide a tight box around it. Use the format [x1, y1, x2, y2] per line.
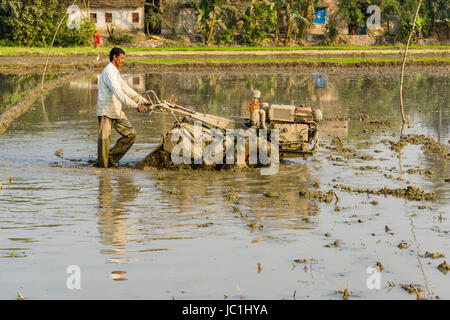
[399, 0, 423, 125]
[41, 0, 78, 91]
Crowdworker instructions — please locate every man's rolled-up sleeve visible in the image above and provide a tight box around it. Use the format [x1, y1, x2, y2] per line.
[104, 69, 139, 108]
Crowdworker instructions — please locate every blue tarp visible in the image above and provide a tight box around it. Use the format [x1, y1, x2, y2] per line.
[313, 74, 327, 88]
[313, 8, 327, 25]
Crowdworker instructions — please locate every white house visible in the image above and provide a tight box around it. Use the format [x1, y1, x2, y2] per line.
[70, 74, 146, 93]
[82, 0, 145, 35]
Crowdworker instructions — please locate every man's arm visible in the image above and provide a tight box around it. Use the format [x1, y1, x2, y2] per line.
[119, 76, 150, 105]
[104, 68, 139, 109]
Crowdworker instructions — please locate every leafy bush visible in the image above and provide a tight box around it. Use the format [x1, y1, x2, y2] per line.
[337, 0, 366, 27]
[324, 16, 340, 45]
[241, 0, 277, 46]
[0, 0, 60, 47]
[338, 0, 448, 43]
[56, 19, 96, 47]
[0, 0, 95, 47]
[217, 26, 236, 45]
[381, 0, 426, 41]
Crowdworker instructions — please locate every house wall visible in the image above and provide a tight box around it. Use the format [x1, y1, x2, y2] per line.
[160, 0, 196, 36]
[82, 7, 145, 34]
[308, 0, 346, 35]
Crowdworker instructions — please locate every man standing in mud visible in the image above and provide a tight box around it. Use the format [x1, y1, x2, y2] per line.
[96, 47, 150, 168]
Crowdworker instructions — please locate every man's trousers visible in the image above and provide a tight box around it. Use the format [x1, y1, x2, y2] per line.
[97, 116, 136, 168]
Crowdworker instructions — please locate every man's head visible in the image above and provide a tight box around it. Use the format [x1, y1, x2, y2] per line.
[110, 47, 126, 68]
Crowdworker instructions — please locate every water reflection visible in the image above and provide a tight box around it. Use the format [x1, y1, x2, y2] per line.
[0, 74, 40, 113]
[97, 173, 137, 247]
[4, 72, 446, 142]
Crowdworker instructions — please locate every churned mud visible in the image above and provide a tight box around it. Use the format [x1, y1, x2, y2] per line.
[382, 134, 449, 160]
[333, 184, 437, 202]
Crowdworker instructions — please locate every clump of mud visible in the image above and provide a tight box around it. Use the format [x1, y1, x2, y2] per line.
[263, 191, 280, 199]
[421, 252, 445, 259]
[360, 165, 381, 171]
[135, 137, 246, 172]
[382, 134, 449, 160]
[329, 137, 355, 153]
[136, 139, 209, 170]
[224, 187, 240, 202]
[397, 241, 410, 249]
[136, 146, 186, 170]
[333, 184, 436, 202]
[438, 261, 449, 275]
[358, 114, 392, 126]
[400, 283, 424, 295]
[324, 240, 340, 248]
[327, 137, 377, 161]
[328, 114, 392, 127]
[406, 168, 435, 178]
[327, 155, 344, 162]
[299, 189, 335, 203]
[376, 261, 384, 271]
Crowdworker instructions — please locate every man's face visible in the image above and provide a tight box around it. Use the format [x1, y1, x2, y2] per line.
[113, 53, 125, 68]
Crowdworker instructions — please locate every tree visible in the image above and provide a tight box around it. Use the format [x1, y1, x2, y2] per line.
[0, 0, 95, 47]
[296, 0, 316, 42]
[337, 0, 446, 42]
[276, 0, 318, 45]
[242, 0, 277, 45]
[187, 0, 237, 45]
[337, 0, 366, 28]
[0, 0, 60, 46]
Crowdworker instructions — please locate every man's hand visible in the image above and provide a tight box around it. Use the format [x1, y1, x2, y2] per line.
[136, 105, 148, 113]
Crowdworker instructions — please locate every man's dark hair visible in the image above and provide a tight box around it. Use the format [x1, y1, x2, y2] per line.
[109, 47, 125, 62]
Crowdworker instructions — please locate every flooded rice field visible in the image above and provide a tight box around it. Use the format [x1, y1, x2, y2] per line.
[0, 70, 448, 299]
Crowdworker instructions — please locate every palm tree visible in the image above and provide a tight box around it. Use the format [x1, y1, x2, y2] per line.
[277, 0, 316, 45]
[187, 0, 237, 45]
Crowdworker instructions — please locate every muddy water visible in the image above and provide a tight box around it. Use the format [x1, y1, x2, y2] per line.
[0, 71, 448, 300]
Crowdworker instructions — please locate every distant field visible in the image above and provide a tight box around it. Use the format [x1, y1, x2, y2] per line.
[0, 45, 449, 57]
[128, 56, 450, 64]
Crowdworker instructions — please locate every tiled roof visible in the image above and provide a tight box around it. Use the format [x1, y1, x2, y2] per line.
[88, 0, 145, 8]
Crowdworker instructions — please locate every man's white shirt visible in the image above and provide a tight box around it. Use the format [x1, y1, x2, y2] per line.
[96, 62, 149, 119]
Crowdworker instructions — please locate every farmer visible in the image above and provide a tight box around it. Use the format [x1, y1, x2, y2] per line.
[96, 47, 150, 168]
[94, 30, 100, 48]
